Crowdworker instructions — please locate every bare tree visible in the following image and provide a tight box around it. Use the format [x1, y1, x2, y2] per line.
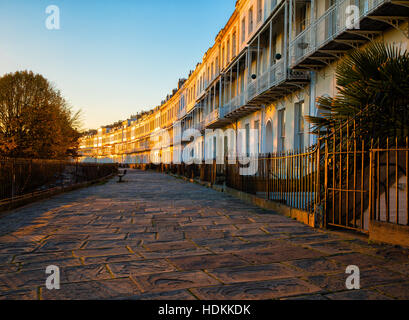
[0, 71, 81, 159]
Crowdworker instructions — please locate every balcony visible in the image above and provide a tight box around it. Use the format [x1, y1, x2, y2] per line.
[178, 106, 187, 119]
[221, 60, 310, 120]
[193, 120, 205, 132]
[221, 92, 246, 118]
[247, 60, 287, 101]
[183, 119, 205, 133]
[203, 108, 230, 129]
[290, 0, 409, 69]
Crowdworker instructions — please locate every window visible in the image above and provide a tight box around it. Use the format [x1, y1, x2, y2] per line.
[232, 31, 237, 57]
[213, 136, 217, 160]
[254, 120, 260, 154]
[226, 39, 230, 63]
[360, 0, 369, 13]
[278, 109, 286, 152]
[271, 0, 277, 11]
[224, 136, 229, 159]
[245, 123, 250, 157]
[257, 0, 263, 22]
[240, 69, 245, 92]
[325, 0, 336, 38]
[241, 18, 246, 43]
[297, 4, 308, 34]
[271, 35, 277, 64]
[248, 7, 254, 35]
[295, 102, 305, 151]
[222, 46, 225, 69]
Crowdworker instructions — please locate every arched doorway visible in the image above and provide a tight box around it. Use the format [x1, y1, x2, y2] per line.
[265, 120, 273, 154]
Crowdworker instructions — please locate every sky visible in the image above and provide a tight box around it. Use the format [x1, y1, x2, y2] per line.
[0, 0, 234, 130]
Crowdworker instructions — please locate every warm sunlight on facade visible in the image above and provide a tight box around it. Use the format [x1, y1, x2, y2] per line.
[79, 0, 409, 164]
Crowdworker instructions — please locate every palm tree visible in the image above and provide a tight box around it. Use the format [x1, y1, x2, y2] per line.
[306, 43, 409, 227]
[306, 42, 409, 140]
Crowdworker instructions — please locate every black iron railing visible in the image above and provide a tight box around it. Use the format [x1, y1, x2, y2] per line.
[0, 158, 118, 203]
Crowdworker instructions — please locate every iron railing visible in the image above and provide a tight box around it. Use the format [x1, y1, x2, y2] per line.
[152, 132, 408, 234]
[322, 126, 371, 231]
[369, 138, 409, 226]
[221, 61, 287, 118]
[247, 60, 287, 102]
[319, 108, 409, 232]
[225, 148, 320, 214]
[0, 158, 118, 203]
[221, 93, 246, 118]
[220, 61, 308, 119]
[150, 162, 217, 184]
[204, 109, 220, 127]
[290, 0, 389, 67]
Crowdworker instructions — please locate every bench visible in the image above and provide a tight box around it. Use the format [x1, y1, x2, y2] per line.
[117, 170, 127, 183]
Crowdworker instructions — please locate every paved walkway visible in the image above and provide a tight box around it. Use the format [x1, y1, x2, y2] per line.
[0, 170, 409, 300]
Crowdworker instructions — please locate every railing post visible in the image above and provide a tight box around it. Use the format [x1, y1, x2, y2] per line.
[212, 159, 216, 184]
[369, 148, 374, 223]
[224, 155, 228, 187]
[316, 139, 321, 204]
[11, 158, 16, 201]
[266, 156, 269, 200]
[323, 140, 328, 228]
[407, 137, 409, 226]
[75, 159, 79, 184]
[369, 139, 375, 223]
[31, 159, 34, 197]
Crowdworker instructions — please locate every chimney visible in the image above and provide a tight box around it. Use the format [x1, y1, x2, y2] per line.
[178, 78, 186, 89]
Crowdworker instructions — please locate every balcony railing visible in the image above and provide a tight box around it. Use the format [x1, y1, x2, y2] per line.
[184, 120, 204, 132]
[178, 107, 187, 119]
[204, 109, 220, 126]
[221, 93, 246, 118]
[290, 0, 389, 67]
[247, 60, 287, 101]
[193, 120, 205, 131]
[221, 59, 300, 118]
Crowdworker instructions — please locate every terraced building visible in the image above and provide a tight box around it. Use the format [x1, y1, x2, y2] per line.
[79, 0, 409, 164]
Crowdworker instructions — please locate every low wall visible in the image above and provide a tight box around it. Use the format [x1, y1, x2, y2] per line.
[170, 173, 317, 229]
[0, 174, 115, 216]
[223, 185, 317, 228]
[370, 220, 409, 247]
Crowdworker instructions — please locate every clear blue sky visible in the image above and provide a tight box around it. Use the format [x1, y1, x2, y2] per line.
[0, 0, 234, 130]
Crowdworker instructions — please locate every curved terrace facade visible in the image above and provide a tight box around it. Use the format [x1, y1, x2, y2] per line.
[79, 0, 409, 164]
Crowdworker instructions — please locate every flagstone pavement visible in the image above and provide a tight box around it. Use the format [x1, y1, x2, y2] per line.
[0, 169, 409, 300]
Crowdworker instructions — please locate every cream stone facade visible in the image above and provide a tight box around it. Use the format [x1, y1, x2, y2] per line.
[79, 0, 409, 164]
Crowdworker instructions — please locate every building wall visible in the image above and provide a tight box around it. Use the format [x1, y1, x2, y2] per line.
[79, 0, 409, 164]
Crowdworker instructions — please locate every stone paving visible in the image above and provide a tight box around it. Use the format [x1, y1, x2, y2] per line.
[0, 169, 409, 300]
